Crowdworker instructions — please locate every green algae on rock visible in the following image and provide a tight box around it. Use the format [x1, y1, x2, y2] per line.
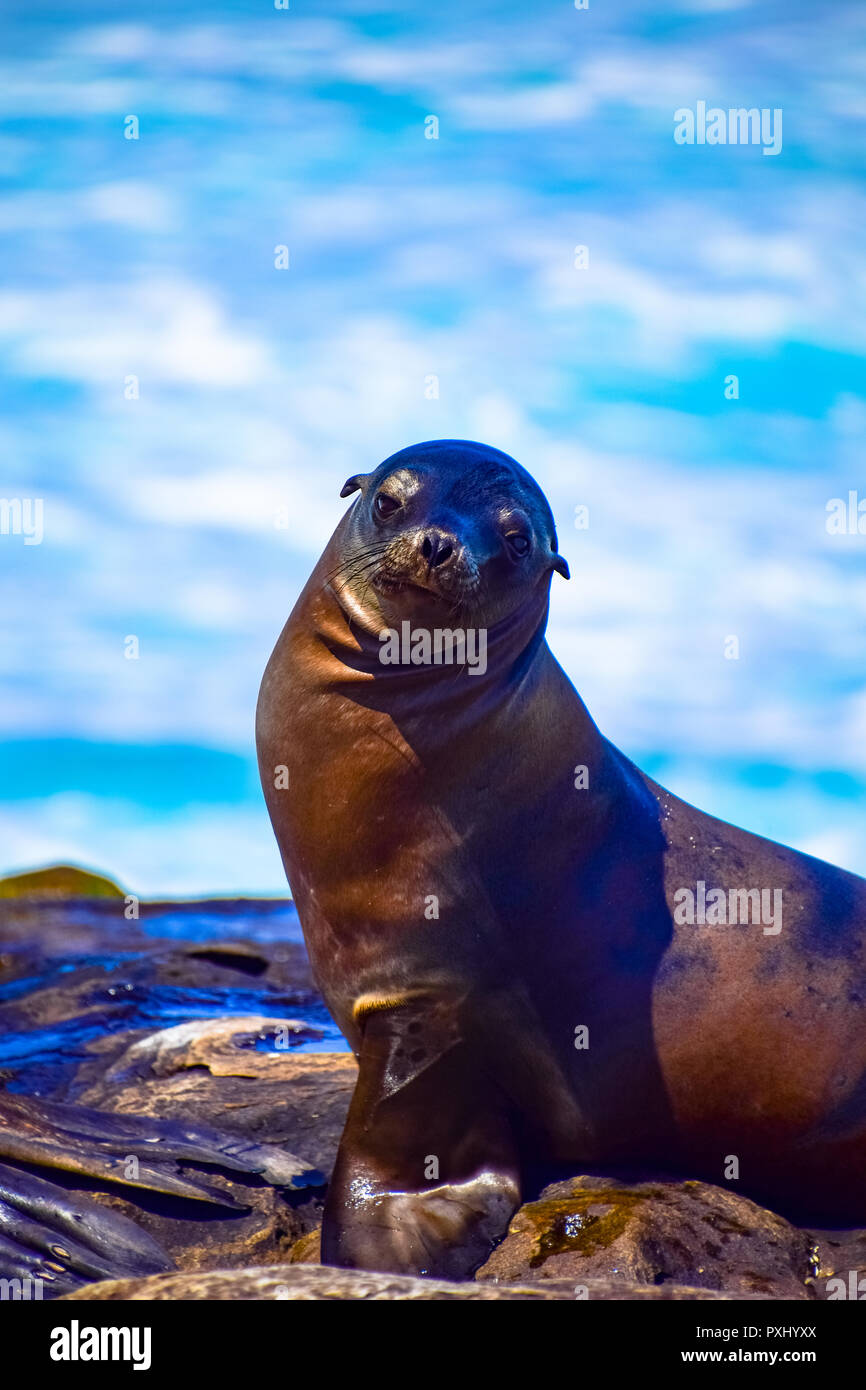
[522, 1185, 654, 1266]
[475, 1175, 815, 1299]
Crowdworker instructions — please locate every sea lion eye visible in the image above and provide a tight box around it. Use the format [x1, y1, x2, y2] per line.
[374, 493, 401, 519]
[506, 533, 531, 558]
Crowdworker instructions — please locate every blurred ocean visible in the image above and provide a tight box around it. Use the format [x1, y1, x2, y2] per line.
[0, 0, 864, 894]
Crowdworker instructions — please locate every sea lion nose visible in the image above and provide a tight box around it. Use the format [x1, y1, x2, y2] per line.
[420, 529, 456, 569]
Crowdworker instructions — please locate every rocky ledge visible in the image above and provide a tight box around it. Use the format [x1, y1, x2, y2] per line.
[60, 1265, 770, 1301]
[12, 1013, 862, 1301]
[0, 875, 863, 1301]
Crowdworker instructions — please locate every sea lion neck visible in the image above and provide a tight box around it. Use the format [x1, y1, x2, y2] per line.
[293, 559, 608, 785]
[312, 552, 553, 702]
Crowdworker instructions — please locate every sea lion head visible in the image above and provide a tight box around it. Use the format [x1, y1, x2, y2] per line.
[335, 439, 569, 628]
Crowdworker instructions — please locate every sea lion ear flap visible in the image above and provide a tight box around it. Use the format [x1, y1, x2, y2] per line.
[551, 553, 570, 580]
[340, 474, 368, 498]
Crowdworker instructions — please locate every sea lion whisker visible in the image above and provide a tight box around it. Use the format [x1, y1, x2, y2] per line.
[322, 545, 389, 589]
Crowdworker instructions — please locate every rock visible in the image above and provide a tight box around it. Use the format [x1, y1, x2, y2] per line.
[289, 1228, 322, 1263]
[59, 1264, 768, 1301]
[181, 943, 270, 976]
[0, 1030, 357, 1288]
[46, 1034, 357, 1279]
[4, 883, 854, 1303]
[0, 864, 124, 899]
[0, 1084, 327, 1287]
[0, 898, 314, 999]
[475, 1175, 814, 1300]
[41, 1172, 314, 1283]
[95, 1016, 325, 1081]
[805, 1226, 866, 1299]
[78, 1034, 356, 1177]
[0, 933, 323, 1099]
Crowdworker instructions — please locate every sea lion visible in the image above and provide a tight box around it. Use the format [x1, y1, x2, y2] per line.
[256, 438, 866, 1279]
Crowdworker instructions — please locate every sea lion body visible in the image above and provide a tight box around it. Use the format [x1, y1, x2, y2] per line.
[256, 440, 866, 1276]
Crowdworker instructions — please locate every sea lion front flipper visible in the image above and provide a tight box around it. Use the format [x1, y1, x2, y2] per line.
[0, 1161, 174, 1297]
[323, 1000, 520, 1279]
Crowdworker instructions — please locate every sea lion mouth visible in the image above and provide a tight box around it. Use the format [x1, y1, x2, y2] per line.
[372, 573, 432, 597]
[371, 570, 455, 603]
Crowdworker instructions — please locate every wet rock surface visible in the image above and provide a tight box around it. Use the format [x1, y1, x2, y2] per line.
[36, 1167, 319, 1283]
[60, 1264, 769, 1301]
[0, 884, 863, 1300]
[0, 890, 348, 1285]
[804, 1226, 866, 1299]
[76, 1021, 357, 1177]
[0, 894, 340, 1097]
[4, 1017, 355, 1281]
[475, 1175, 815, 1299]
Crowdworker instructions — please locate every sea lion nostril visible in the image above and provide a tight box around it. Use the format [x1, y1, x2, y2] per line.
[420, 533, 454, 568]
